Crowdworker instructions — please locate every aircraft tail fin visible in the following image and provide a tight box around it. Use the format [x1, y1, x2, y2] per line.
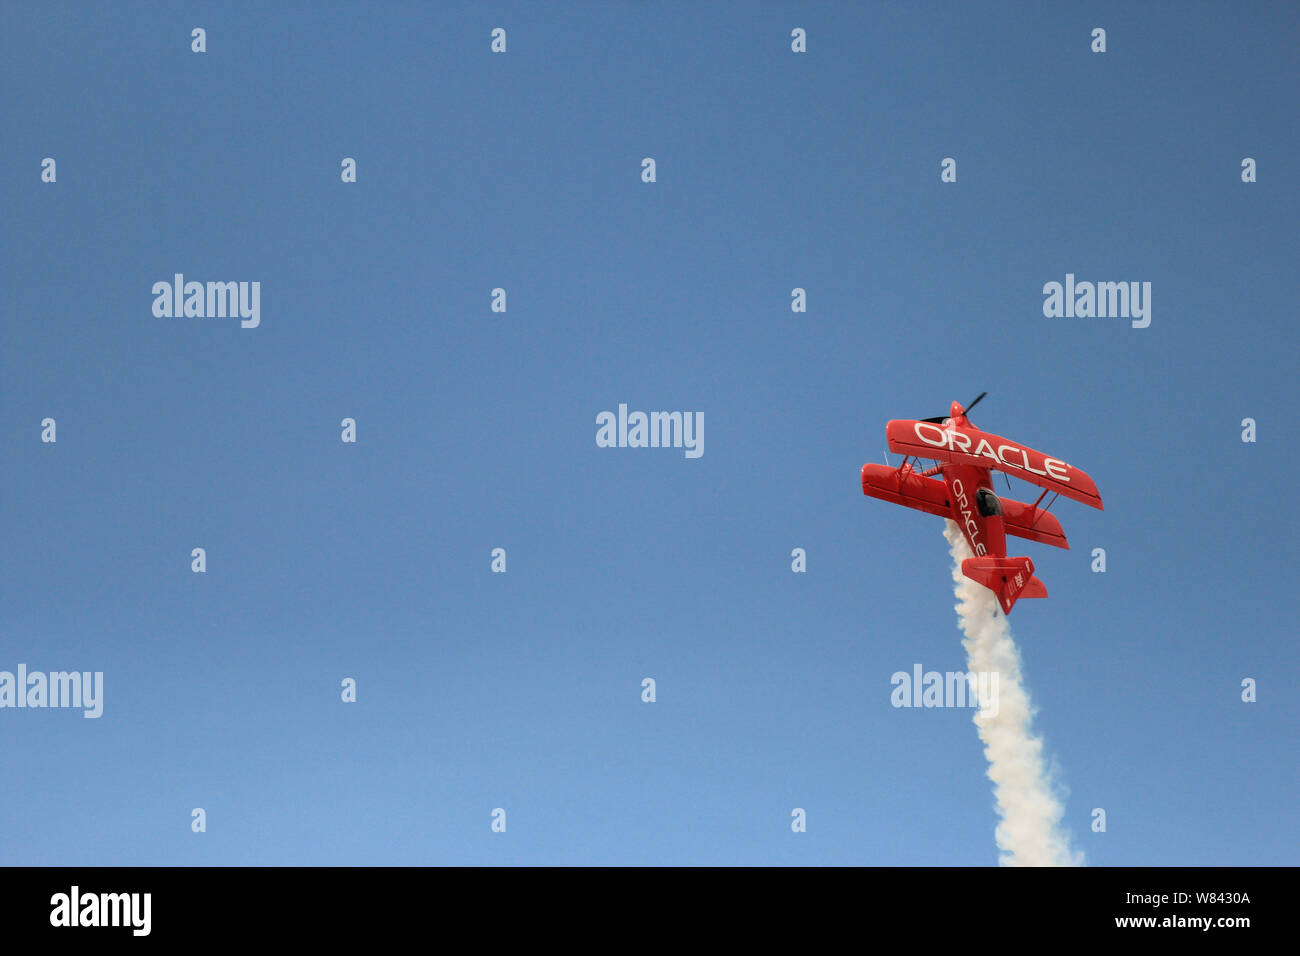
[960, 556, 1043, 615]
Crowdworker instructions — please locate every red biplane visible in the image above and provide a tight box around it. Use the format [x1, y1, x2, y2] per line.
[860, 393, 1103, 614]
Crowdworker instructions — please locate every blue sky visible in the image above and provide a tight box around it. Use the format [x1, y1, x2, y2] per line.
[2, 1, 1295, 865]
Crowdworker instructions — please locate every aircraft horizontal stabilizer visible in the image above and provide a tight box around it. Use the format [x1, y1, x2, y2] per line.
[961, 556, 1041, 615]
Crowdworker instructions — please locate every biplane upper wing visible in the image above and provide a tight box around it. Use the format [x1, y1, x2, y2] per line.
[861, 463, 952, 519]
[885, 420, 1103, 510]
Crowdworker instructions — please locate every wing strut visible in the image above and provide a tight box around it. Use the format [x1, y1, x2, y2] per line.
[1025, 488, 1059, 529]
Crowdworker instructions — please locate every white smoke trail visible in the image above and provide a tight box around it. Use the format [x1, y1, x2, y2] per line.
[944, 520, 1082, 866]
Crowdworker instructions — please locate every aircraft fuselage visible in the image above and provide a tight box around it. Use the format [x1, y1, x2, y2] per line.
[941, 463, 1004, 559]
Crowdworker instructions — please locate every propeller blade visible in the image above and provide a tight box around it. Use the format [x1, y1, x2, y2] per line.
[919, 393, 985, 424]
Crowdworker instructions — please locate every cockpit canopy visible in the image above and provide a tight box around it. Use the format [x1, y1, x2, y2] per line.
[976, 487, 1003, 517]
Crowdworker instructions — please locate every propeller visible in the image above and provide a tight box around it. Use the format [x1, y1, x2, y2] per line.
[920, 392, 987, 424]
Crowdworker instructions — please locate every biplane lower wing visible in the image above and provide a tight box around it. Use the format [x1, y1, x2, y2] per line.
[1001, 497, 1069, 549]
[860, 463, 951, 520]
[885, 419, 1103, 510]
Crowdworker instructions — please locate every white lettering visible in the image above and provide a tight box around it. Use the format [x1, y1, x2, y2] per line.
[1044, 457, 1070, 482]
[914, 421, 948, 447]
[1019, 447, 1049, 477]
[996, 444, 1023, 471]
[972, 438, 998, 463]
